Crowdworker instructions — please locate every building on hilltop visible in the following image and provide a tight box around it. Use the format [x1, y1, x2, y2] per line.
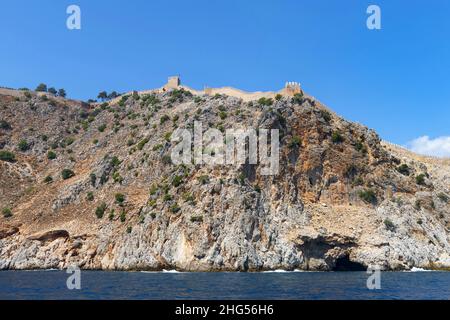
[161, 75, 301, 100]
[281, 81, 301, 96]
[163, 76, 181, 90]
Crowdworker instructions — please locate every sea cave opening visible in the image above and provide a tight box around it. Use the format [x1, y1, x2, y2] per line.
[332, 255, 367, 271]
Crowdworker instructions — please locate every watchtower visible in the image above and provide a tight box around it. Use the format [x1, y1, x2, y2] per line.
[165, 76, 181, 90]
[283, 81, 301, 96]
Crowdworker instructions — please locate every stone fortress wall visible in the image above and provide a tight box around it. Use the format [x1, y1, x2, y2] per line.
[160, 76, 302, 102]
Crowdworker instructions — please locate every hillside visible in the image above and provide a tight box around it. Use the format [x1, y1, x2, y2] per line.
[0, 86, 449, 271]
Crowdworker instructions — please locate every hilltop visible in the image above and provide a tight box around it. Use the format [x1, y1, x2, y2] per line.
[0, 82, 449, 271]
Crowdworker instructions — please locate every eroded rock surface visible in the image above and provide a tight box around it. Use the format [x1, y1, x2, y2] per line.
[1, 88, 449, 271]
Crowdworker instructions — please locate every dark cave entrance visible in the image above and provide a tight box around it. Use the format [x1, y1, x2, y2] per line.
[332, 255, 366, 271]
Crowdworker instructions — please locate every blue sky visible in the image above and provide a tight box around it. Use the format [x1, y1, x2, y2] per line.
[1, 0, 449, 154]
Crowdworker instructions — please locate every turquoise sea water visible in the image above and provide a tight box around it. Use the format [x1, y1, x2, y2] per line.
[0, 270, 449, 300]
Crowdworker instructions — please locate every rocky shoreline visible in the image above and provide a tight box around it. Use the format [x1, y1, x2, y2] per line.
[1, 88, 450, 272]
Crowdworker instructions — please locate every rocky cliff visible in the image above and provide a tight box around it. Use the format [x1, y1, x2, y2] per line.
[1, 87, 449, 271]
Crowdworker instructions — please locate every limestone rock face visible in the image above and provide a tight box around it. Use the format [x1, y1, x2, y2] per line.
[0, 88, 449, 271]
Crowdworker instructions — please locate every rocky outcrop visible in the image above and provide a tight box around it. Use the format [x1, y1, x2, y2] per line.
[0, 88, 449, 271]
[28, 230, 70, 242]
[0, 225, 19, 240]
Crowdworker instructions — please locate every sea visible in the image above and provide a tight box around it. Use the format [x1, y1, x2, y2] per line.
[0, 270, 449, 300]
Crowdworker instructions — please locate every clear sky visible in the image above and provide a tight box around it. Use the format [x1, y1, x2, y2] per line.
[1, 0, 449, 154]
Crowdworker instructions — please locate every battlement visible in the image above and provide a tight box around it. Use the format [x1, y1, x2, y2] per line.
[158, 76, 302, 101]
[282, 81, 301, 96]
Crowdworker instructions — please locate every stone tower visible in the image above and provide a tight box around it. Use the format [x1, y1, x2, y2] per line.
[283, 81, 301, 96]
[165, 76, 181, 90]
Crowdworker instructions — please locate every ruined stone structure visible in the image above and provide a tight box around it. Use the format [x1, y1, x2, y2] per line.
[164, 76, 180, 90]
[281, 81, 301, 96]
[159, 76, 301, 101]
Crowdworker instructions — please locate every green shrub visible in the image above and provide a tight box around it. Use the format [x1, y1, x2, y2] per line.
[160, 115, 170, 124]
[417, 218, 423, 225]
[396, 164, 410, 176]
[153, 144, 163, 151]
[289, 136, 301, 148]
[43, 175, 53, 184]
[414, 200, 422, 210]
[65, 137, 75, 146]
[218, 111, 227, 120]
[120, 210, 126, 222]
[352, 176, 364, 186]
[162, 155, 172, 165]
[183, 192, 195, 204]
[320, 110, 332, 122]
[0, 120, 11, 130]
[292, 92, 304, 104]
[275, 94, 282, 101]
[331, 131, 344, 144]
[112, 172, 123, 184]
[86, 192, 94, 201]
[137, 137, 149, 150]
[115, 193, 125, 204]
[238, 173, 246, 185]
[384, 219, 396, 231]
[172, 175, 183, 187]
[61, 169, 75, 180]
[58, 89, 67, 98]
[257, 97, 273, 106]
[0, 150, 16, 162]
[194, 96, 203, 103]
[358, 189, 377, 204]
[126, 226, 132, 234]
[18, 139, 29, 151]
[163, 194, 172, 202]
[90, 173, 97, 186]
[190, 215, 203, 223]
[24, 91, 32, 99]
[110, 156, 121, 167]
[168, 88, 191, 103]
[47, 150, 57, 160]
[416, 174, 426, 186]
[170, 203, 181, 213]
[2, 207, 13, 218]
[149, 184, 159, 195]
[198, 175, 210, 185]
[95, 203, 107, 219]
[355, 141, 367, 153]
[98, 124, 107, 132]
[35, 83, 47, 92]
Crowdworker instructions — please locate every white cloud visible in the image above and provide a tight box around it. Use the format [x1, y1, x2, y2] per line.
[407, 136, 450, 158]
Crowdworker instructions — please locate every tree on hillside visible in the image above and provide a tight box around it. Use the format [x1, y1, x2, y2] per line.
[35, 83, 47, 92]
[108, 91, 118, 100]
[97, 91, 108, 101]
[48, 87, 57, 95]
[58, 88, 67, 98]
